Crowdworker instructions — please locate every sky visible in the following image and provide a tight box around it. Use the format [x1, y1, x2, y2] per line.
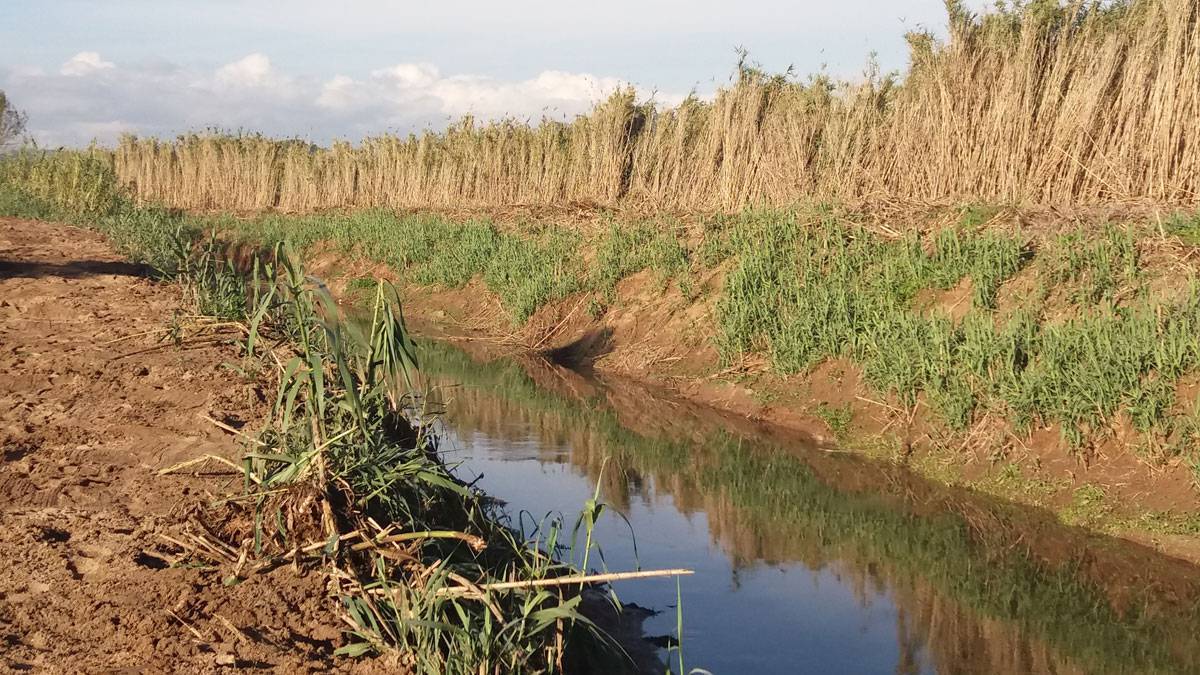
[0, 1, 986, 147]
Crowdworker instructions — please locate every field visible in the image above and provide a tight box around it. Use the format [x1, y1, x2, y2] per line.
[4, 0, 1200, 670]
[0, 218, 340, 669]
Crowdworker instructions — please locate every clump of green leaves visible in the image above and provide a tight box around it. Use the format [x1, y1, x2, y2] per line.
[815, 402, 853, 439]
[1041, 225, 1138, 305]
[592, 221, 691, 297]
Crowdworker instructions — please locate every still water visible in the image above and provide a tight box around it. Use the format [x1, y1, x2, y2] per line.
[419, 339, 1200, 674]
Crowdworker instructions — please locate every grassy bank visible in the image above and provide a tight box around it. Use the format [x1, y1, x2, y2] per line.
[148, 204, 1200, 471]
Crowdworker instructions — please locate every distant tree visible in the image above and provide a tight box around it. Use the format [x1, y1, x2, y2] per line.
[0, 90, 29, 151]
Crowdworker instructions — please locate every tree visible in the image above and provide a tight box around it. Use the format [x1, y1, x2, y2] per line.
[0, 90, 28, 151]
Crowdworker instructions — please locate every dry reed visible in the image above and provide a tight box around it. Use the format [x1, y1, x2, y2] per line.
[112, 0, 1200, 213]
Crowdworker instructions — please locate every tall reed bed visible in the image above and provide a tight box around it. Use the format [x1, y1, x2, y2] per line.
[112, 0, 1200, 213]
[0, 146, 120, 216]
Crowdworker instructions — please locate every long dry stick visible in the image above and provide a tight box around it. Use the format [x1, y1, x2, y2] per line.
[157, 453, 263, 484]
[437, 568, 694, 595]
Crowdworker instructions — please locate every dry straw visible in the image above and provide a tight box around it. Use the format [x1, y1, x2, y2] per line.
[113, 0, 1200, 213]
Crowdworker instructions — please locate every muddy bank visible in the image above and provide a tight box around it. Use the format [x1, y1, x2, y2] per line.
[0, 218, 356, 671]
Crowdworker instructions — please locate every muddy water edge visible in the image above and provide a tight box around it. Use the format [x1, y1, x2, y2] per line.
[414, 336, 1200, 675]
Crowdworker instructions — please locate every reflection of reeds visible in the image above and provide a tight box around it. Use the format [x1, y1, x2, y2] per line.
[894, 583, 1084, 675]
[419, 339, 1200, 674]
[114, 2, 1200, 212]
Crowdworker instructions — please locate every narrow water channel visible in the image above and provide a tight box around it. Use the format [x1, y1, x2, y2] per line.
[417, 339, 1200, 674]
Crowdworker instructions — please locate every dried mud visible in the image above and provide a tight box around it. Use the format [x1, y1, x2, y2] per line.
[0, 218, 359, 672]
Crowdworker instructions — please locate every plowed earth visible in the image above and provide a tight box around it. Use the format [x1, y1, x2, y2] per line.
[0, 218, 351, 672]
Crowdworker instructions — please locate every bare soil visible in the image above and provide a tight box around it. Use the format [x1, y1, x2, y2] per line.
[0, 218, 356, 672]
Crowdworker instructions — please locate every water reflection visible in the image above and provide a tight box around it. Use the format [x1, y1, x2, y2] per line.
[419, 339, 1200, 674]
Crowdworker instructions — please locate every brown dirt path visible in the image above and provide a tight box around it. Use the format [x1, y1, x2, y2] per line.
[0, 218, 346, 672]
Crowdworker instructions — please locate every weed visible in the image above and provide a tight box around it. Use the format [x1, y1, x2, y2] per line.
[592, 222, 690, 298]
[1061, 484, 1113, 528]
[345, 276, 380, 297]
[1041, 225, 1139, 306]
[959, 203, 1001, 228]
[971, 463, 1063, 507]
[1165, 210, 1200, 246]
[815, 402, 853, 439]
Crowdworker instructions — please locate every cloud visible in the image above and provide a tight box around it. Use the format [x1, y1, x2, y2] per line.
[214, 53, 296, 96]
[2, 52, 679, 147]
[59, 52, 115, 77]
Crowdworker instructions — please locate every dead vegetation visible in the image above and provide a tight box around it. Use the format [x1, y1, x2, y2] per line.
[111, 1, 1200, 212]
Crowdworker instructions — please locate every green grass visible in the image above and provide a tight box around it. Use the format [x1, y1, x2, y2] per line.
[714, 212, 1028, 430]
[200, 210, 583, 325]
[592, 220, 692, 298]
[815, 402, 853, 439]
[1061, 484, 1113, 528]
[714, 210, 1200, 447]
[1040, 224, 1139, 305]
[970, 463, 1064, 507]
[1166, 209, 1200, 246]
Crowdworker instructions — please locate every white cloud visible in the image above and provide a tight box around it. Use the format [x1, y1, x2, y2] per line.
[314, 66, 648, 124]
[214, 53, 292, 93]
[60, 52, 115, 77]
[374, 63, 440, 89]
[2, 52, 680, 147]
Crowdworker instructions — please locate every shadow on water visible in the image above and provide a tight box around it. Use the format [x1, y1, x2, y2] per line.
[0, 258, 151, 279]
[417, 337, 1200, 675]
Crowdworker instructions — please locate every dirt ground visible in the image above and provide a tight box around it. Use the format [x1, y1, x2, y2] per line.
[0, 218, 352, 672]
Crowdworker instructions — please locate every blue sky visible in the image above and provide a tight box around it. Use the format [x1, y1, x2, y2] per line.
[0, 1, 985, 146]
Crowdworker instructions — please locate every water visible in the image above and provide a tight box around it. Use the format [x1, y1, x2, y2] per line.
[419, 339, 1200, 674]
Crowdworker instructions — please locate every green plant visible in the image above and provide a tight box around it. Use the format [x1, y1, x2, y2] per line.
[1062, 484, 1112, 528]
[1041, 225, 1139, 306]
[592, 222, 691, 298]
[815, 402, 853, 439]
[1165, 210, 1200, 246]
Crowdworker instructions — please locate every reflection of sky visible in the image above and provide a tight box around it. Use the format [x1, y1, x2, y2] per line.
[444, 426, 932, 675]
